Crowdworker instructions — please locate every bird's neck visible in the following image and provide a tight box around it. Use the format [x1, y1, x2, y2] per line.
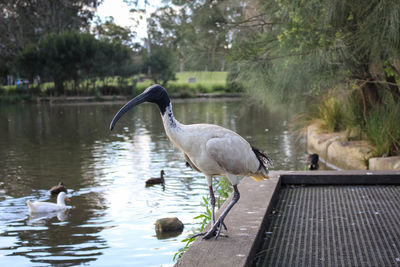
[161, 103, 181, 129]
[57, 196, 66, 206]
[161, 103, 185, 148]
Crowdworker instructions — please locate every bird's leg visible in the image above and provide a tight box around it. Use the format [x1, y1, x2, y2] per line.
[202, 184, 240, 240]
[209, 185, 216, 225]
[191, 185, 224, 239]
[209, 186, 227, 231]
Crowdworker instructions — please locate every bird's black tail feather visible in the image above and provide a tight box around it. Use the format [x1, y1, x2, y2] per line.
[250, 147, 273, 181]
[252, 147, 274, 170]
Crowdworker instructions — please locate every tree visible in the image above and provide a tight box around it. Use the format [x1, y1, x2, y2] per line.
[127, 0, 243, 71]
[229, 0, 400, 107]
[92, 16, 136, 47]
[0, 0, 100, 84]
[145, 45, 176, 86]
[16, 31, 134, 95]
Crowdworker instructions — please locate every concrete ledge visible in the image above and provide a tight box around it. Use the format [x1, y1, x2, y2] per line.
[326, 140, 373, 170]
[307, 124, 400, 170]
[176, 171, 400, 267]
[369, 156, 400, 170]
[307, 123, 346, 160]
[175, 175, 280, 267]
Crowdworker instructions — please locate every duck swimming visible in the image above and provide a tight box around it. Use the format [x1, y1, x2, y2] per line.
[27, 192, 70, 214]
[50, 181, 68, 195]
[146, 170, 165, 186]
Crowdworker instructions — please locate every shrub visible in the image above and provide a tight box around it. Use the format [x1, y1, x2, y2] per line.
[342, 90, 365, 139]
[365, 103, 400, 156]
[318, 95, 344, 132]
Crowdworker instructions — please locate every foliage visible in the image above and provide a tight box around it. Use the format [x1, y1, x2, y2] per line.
[92, 16, 137, 47]
[318, 95, 345, 132]
[173, 177, 233, 261]
[16, 32, 134, 95]
[365, 103, 400, 156]
[1, 71, 234, 101]
[230, 0, 400, 105]
[315, 88, 400, 156]
[224, 0, 400, 156]
[145, 45, 177, 86]
[141, 0, 244, 72]
[0, 0, 100, 83]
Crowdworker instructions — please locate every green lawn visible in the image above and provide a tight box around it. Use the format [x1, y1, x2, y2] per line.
[136, 71, 230, 95]
[173, 71, 227, 86]
[1, 71, 234, 99]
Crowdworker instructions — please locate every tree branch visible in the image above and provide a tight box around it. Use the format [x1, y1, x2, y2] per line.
[354, 79, 399, 87]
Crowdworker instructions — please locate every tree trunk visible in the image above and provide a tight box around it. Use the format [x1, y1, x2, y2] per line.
[360, 80, 381, 123]
[362, 81, 381, 107]
[54, 78, 64, 96]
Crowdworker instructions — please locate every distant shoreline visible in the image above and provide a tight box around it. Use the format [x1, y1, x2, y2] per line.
[32, 93, 243, 104]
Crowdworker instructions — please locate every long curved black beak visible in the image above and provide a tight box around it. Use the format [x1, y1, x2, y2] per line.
[109, 90, 150, 131]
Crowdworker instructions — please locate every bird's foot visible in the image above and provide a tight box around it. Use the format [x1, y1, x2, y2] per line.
[191, 220, 227, 240]
[212, 218, 228, 231]
[203, 220, 226, 240]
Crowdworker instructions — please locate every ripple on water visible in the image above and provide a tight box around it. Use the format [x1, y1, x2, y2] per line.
[0, 100, 307, 266]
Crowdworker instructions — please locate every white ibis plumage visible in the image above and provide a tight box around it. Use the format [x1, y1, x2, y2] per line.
[110, 84, 272, 240]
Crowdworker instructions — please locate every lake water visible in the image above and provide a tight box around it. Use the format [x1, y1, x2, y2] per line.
[0, 98, 308, 266]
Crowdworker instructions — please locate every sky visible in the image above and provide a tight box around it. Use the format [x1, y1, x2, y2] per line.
[96, 0, 163, 40]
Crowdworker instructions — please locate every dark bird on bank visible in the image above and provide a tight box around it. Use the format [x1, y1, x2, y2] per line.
[308, 154, 319, 170]
[146, 170, 165, 186]
[109, 84, 273, 240]
[50, 181, 68, 195]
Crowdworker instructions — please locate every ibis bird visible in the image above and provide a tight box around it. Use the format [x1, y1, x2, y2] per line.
[27, 192, 70, 214]
[50, 181, 68, 195]
[146, 170, 165, 186]
[110, 84, 272, 240]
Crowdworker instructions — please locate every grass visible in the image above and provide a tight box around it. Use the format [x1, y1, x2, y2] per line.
[0, 72, 234, 99]
[135, 71, 230, 95]
[318, 96, 344, 132]
[365, 104, 400, 156]
[173, 72, 228, 86]
[314, 88, 400, 157]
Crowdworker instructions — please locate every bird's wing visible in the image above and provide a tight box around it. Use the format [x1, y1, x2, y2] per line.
[29, 202, 59, 213]
[205, 134, 259, 176]
[184, 153, 201, 172]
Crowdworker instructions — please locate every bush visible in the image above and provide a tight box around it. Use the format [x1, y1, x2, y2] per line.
[16, 31, 135, 95]
[318, 95, 344, 132]
[165, 84, 198, 98]
[365, 103, 400, 156]
[342, 90, 365, 139]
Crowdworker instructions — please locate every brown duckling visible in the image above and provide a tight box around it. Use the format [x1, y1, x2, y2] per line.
[50, 181, 68, 195]
[146, 170, 165, 186]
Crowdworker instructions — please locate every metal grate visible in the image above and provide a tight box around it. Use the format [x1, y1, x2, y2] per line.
[256, 185, 400, 267]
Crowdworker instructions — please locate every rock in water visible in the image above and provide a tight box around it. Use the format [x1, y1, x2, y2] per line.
[155, 217, 184, 233]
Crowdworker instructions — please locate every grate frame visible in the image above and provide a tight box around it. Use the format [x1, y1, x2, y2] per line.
[255, 185, 400, 267]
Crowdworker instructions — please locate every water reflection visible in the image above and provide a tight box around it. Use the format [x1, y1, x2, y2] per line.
[28, 210, 69, 225]
[0, 99, 307, 266]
